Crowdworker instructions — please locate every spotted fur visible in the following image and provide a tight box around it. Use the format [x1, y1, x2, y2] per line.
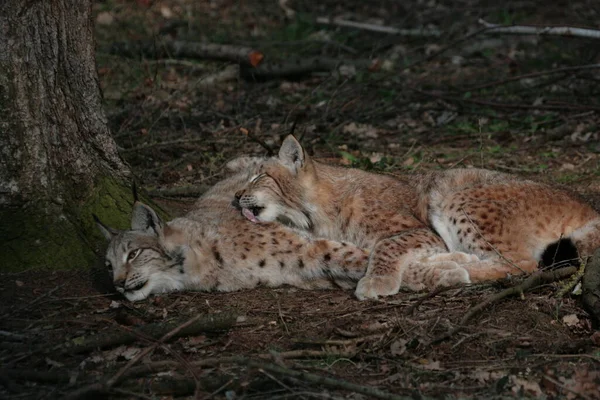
[95, 167, 369, 302]
[235, 135, 600, 300]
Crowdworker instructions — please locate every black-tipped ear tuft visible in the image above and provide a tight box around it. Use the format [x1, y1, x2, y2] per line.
[132, 181, 139, 203]
[94, 214, 119, 241]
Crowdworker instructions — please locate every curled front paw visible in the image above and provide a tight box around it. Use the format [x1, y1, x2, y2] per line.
[436, 266, 471, 287]
[355, 275, 400, 301]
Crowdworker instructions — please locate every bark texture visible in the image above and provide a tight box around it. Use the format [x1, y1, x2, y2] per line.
[0, 1, 132, 270]
[582, 249, 600, 327]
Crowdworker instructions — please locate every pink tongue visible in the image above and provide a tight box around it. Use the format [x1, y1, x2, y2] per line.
[242, 208, 259, 223]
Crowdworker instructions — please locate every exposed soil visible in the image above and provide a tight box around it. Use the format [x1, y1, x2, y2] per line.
[2, 0, 600, 399]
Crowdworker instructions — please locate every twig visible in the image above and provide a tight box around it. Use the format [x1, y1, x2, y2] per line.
[110, 40, 261, 65]
[402, 27, 493, 71]
[479, 19, 600, 40]
[293, 333, 385, 347]
[240, 126, 275, 156]
[241, 358, 413, 400]
[410, 86, 600, 112]
[404, 285, 459, 315]
[431, 266, 576, 343]
[64, 314, 232, 400]
[62, 312, 237, 354]
[463, 64, 600, 92]
[2, 285, 62, 318]
[316, 16, 441, 37]
[240, 56, 376, 81]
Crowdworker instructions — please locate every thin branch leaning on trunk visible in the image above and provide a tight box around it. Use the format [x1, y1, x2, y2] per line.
[479, 19, 600, 40]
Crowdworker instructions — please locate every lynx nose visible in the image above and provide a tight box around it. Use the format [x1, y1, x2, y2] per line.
[113, 277, 126, 290]
[232, 191, 242, 208]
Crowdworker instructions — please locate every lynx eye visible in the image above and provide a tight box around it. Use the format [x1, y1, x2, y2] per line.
[127, 249, 142, 262]
[106, 261, 113, 272]
[251, 173, 265, 183]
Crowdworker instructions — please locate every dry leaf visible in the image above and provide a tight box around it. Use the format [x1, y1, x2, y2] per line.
[390, 339, 407, 356]
[15, 280, 24, 287]
[160, 6, 173, 19]
[510, 376, 543, 397]
[248, 51, 264, 67]
[562, 314, 580, 327]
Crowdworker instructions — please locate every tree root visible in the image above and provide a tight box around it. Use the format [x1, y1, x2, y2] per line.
[431, 266, 577, 344]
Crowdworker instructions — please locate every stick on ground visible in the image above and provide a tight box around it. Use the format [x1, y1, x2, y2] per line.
[432, 266, 577, 344]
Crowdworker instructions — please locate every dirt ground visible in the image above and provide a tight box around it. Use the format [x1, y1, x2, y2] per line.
[2, 0, 600, 398]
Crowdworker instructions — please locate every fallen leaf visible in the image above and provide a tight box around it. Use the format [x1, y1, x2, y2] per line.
[104, 345, 142, 361]
[390, 339, 407, 356]
[160, 5, 173, 18]
[15, 280, 24, 287]
[510, 376, 543, 397]
[248, 51, 264, 67]
[46, 358, 64, 368]
[562, 314, 580, 327]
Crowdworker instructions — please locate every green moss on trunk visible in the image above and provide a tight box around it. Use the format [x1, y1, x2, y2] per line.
[0, 177, 149, 271]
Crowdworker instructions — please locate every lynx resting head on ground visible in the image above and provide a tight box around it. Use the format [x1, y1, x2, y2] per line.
[94, 166, 369, 301]
[235, 135, 600, 300]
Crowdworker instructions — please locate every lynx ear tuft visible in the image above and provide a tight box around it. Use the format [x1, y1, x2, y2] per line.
[93, 214, 119, 241]
[132, 181, 139, 203]
[278, 135, 305, 174]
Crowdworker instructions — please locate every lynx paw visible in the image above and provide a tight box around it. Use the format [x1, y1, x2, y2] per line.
[355, 275, 400, 301]
[436, 266, 471, 287]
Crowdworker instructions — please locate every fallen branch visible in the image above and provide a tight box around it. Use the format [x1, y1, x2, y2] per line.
[109, 39, 377, 81]
[582, 248, 600, 327]
[411, 87, 600, 112]
[432, 266, 577, 344]
[479, 19, 600, 40]
[63, 312, 236, 354]
[109, 40, 261, 65]
[239, 56, 376, 81]
[241, 357, 414, 400]
[316, 16, 441, 37]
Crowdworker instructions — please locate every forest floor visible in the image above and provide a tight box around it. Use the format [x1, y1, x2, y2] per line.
[2, 0, 600, 399]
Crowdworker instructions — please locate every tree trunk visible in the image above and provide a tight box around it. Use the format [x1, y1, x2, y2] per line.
[0, 1, 132, 270]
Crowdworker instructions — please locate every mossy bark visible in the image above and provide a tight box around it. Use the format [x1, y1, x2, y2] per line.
[0, 1, 135, 271]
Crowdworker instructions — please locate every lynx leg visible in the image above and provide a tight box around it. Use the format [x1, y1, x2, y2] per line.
[401, 258, 472, 291]
[460, 257, 538, 282]
[296, 239, 369, 286]
[355, 227, 448, 300]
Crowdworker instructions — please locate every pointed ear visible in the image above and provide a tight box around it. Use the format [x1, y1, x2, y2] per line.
[131, 202, 163, 236]
[278, 135, 306, 174]
[93, 214, 119, 241]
